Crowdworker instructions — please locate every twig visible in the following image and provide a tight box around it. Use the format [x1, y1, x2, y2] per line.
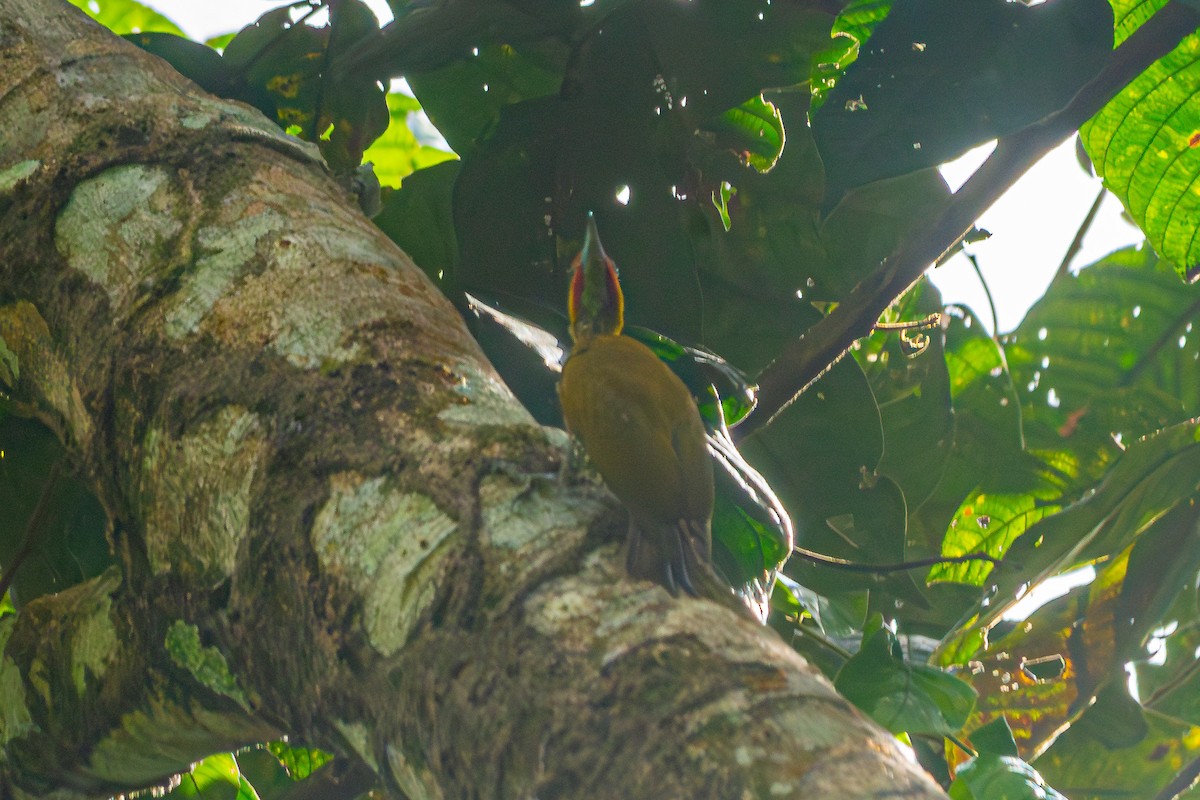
[1142, 622, 1200, 709]
[790, 545, 998, 573]
[1153, 754, 1200, 800]
[965, 252, 1000, 337]
[736, 2, 1200, 440]
[1056, 184, 1108, 280]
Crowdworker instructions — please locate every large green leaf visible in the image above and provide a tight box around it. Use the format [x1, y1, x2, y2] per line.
[950, 754, 1066, 800]
[857, 280, 954, 518]
[265, 741, 334, 780]
[931, 245, 1200, 589]
[1081, 2, 1200, 281]
[920, 305, 1047, 588]
[374, 161, 462, 290]
[166, 753, 259, 800]
[1007, 247, 1200, 474]
[407, 41, 565, 157]
[942, 420, 1200, 652]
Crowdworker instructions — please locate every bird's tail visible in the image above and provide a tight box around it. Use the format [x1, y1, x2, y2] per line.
[626, 519, 754, 618]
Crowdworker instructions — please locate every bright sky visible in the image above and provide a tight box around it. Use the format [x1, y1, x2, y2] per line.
[146, 0, 1145, 334]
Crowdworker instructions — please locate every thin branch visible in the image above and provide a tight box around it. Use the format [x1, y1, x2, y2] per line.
[1153, 754, 1200, 800]
[790, 544, 998, 573]
[1056, 184, 1108, 280]
[966, 252, 1000, 337]
[789, 621, 854, 661]
[1142, 623, 1200, 709]
[736, 2, 1200, 440]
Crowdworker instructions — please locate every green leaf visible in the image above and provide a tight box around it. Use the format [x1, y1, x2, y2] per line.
[222, 8, 328, 133]
[858, 279, 954, 518]
[321, 0, 390, 170]
[941, 420, 1200, 654]
[68, 0, 185, 36]
[266, 741, 335, 780]
[949, 754, 1066, 800]
[810, 0, 892, 111]
[350, 0, 579, 78]
[747, 358, 905, 599]
[1081, 6, 1200, 280]
[835, 627, 976, 736]
[374, 161, 462, 292]
[1007, 247, 1200, 473]
[168, 753, 260, 800]
[362, 94, 457, 188]
[1070, 682, 1149, 750]
[407, 42, 565, 157]
[700, 94, 785, 174]
[970, 716, 1019, 758]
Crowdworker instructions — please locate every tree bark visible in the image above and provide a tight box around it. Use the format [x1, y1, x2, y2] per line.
[0, 2, 947, 798]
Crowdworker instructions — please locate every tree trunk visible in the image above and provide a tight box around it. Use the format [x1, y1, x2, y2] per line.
[0, 2, 947, 797]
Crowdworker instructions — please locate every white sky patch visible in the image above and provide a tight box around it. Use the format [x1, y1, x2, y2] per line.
[1003, 565, 1096, 621]
[932, 138, 1143, 334]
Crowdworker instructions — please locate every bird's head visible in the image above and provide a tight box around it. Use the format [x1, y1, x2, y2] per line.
[568, 213, 624, 343]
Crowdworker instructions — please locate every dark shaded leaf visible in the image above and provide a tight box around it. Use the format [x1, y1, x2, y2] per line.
[812, 0, 1112, 202]
[836, 624, 976, 736]
[949, 753, 1066, 800]
[1035, 709, 1200, 800]
[0, 417, 114, 608]
[124, 32, 234, 95]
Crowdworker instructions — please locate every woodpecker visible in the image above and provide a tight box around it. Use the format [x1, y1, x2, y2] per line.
[558, 215, 717, 597]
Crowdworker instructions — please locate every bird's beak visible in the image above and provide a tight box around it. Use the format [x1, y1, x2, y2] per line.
[580, 212, 607, 279]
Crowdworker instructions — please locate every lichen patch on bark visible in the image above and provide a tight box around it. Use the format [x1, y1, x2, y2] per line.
[164, 620, 251, 712]
[477, 474, 597, 608]
[0, 159, 40, 193]
[165, 207, 288, 339]
[0, 301, 94, 443]
[70, 589, 119, 695]
[311, 473, 459, 656]
[387, 741, 444, 800]
[139, 407, 267, 586]
[438, 359, 535, 428]
[55, 164, 185, 315]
